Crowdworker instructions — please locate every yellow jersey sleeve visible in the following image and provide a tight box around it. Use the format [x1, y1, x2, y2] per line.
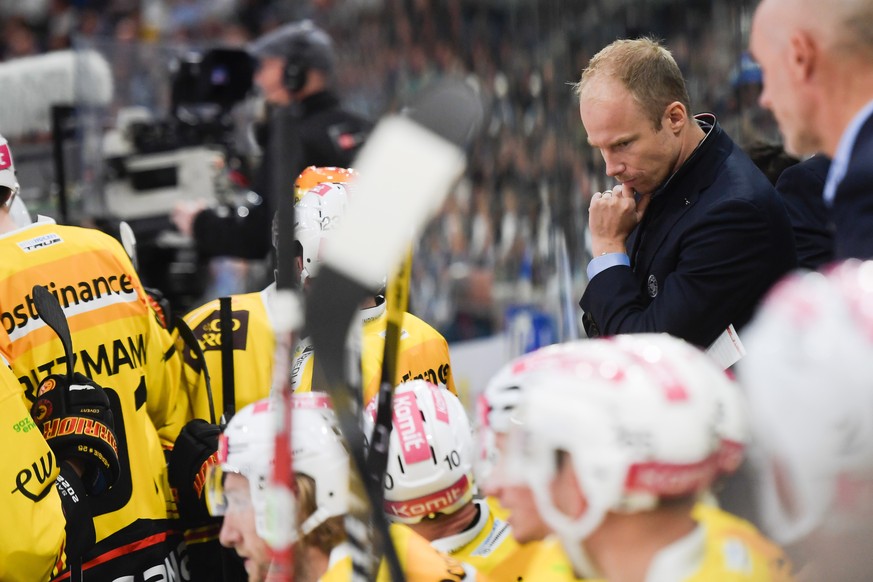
[689, 504, 795, 582]
[0, 361, 66, 582]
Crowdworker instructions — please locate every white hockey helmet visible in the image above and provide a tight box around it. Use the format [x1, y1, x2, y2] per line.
[0, 133, 20, 198]
[294, 181, 352, 285]
[207, 393, 349, 542]
[364, 380, 476, 524]
[502, 337, 722, 572]
[609, 333, 750, 476]
[738, 261, 873, 546]
[474, 362, 523, 485]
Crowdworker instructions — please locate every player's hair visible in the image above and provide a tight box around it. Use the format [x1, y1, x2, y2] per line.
[745, 140, 799, 185]
[296, 473, 346, 555]
[575, 37, 692, 130]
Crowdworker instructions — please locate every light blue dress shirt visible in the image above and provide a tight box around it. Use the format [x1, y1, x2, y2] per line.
[587, 252, 630, 280]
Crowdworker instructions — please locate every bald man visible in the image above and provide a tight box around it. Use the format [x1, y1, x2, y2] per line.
[750, 0, 873, 259]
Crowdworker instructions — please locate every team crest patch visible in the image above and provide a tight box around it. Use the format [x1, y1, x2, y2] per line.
[647, 274, 659, 298]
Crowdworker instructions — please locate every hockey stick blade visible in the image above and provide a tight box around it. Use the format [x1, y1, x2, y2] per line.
[308, 78, 482, 582]
[32, 284, 75, 380]
[320, 78, 483, 291]
[119, 221, 138, 271]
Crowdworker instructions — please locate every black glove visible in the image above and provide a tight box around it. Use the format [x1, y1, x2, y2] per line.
[168, 419, 222, 527]
[31, 373, 121, 495]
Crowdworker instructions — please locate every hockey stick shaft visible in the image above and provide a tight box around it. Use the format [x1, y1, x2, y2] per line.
[366, 247, 412, 494]
[310, 78, 483, 582]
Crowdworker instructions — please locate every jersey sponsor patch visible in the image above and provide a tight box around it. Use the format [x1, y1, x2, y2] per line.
[195, 309, 251, 352]
[2, 276, 140, 342]
[17, 233, 63, 252]
[470, 516, 512, 558]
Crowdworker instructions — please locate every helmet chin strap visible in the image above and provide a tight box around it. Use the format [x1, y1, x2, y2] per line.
[559, 536, 603, 580]
[530, 482, 609, 573]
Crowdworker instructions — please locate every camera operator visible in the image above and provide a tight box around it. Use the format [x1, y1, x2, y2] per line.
[172, 20, 372, 264]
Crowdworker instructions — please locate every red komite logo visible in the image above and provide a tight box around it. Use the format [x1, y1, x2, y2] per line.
[384, 474, 470, 519]
[625, 455, 719, 496]
[0, 143, 11, 170]
[393, 392, 430, 464]
[431, 386, 449, 423]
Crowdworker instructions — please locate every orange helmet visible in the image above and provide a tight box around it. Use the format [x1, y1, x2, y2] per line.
[293, 166, 358, 203]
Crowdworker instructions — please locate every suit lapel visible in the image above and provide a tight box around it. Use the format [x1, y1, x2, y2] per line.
[632, 189, 698, 275]
[631, 119, 732, 278]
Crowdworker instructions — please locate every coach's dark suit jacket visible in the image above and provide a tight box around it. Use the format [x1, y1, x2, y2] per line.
[775, 154, 833, 270]
[831, 112, 873, 260]
[580, 115, 797, 348]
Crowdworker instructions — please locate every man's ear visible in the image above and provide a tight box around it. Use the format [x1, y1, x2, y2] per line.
[664, 101, 687, 134]
[788, 30, 818, 83]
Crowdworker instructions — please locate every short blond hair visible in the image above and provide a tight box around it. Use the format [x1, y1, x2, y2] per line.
[575, 37, 691, 130]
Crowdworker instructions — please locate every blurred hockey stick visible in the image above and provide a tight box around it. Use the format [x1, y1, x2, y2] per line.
[263, 103, 305, 581]
[308, 78, 482, 582]
[119, 221, 138, 271]
[366, 247, 412, 503]
[554, 227, 579, 341]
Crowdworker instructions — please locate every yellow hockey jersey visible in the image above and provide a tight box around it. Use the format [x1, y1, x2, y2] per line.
[430, 497, 523, 579]
[494, 537, 585, 582]
[293, 299, 456, 403]
[320, 523, 478, 582]
[0, 220, 184, 575]
[677, 503, 794, 582]
[0, 359, 66, 582]
[512, 504, 792, 582]
[175, 285, 277, 425]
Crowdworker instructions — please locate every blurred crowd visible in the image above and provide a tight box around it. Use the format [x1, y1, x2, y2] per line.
[0, 0, 778, 340]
